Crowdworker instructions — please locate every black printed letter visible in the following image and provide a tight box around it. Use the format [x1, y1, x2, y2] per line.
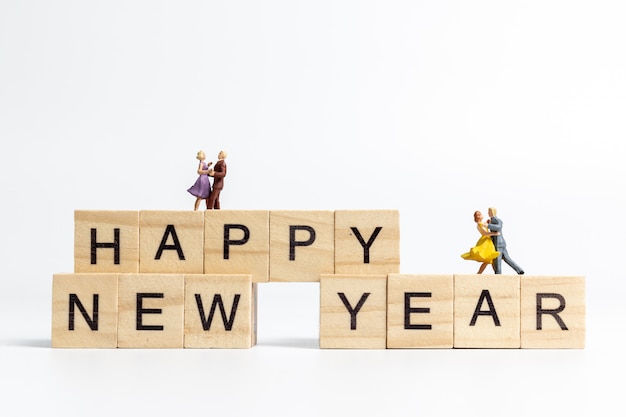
[195, 294, 241, 331]
[338, 292, 370, 330]
[536, 293, 568, 330]
[223, 224, 250, 260]
[350, 227, 382, 264]
[68, 294, 99, 331]
[289, 225, 316, 261]
[155, 224, 185, 260]
[404, 292, 432, 330]
[470, 290, 501, 326]
[136, 293, 164, 331]
[90, 228, 120, 265]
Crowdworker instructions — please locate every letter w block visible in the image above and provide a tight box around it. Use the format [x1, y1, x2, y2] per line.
[184, 274, 257, 348]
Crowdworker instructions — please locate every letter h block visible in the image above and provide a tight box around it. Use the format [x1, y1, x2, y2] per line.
[184, 274, 257, 348]
[52, 273, 119, 348]
[521, 276, 585, 348]
[74, 210, 139, 273]
[320, 274, 387, 349]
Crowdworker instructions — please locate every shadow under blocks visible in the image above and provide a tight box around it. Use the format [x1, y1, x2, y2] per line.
[52, 210, 584, 349]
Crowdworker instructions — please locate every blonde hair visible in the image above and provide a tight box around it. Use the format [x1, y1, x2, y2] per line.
[220, 150, 228, 159]
[196, 150, 206, 161]
[489, 207, 497, 216]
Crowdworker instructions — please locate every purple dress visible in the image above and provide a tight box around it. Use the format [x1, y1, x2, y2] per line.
[187, 162, 211, 198]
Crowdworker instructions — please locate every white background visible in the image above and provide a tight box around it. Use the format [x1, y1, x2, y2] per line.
[1, 1, 624, 415]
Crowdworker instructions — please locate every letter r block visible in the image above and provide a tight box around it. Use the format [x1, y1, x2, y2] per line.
[117, 273, 185, 348]
[139, 211, 204, 274]
[74, 210, 139, 273]
[521, 276, 585, 348]
[454, 274, 520, 348]
[320, 274, 387, 349]
[52, 273, 118, 348]
[184, 274, 257, 348]
[204, 210, 269, 282]
[269, 211, 334, 282]
[387, 274, 453, 348]
[335, 210, 400, 275]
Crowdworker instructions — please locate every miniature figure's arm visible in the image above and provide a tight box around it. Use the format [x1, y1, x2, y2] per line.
[197, 161, 213, 175]
[478, 223, 499, 236]
[212, 163, 227, 179]
[487, 220, 502, 233]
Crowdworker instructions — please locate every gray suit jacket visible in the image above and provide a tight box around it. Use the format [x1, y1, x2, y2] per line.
[488, 216, 506, 249]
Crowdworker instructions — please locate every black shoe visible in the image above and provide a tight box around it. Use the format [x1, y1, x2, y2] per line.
[518, 270, 524, 275]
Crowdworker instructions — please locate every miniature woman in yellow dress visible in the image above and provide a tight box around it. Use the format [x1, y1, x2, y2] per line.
[461, 210, 500, 274]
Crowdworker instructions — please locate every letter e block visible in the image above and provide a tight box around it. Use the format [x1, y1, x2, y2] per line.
[117, 274, 184, 348]
[184, 274, 257, 348]
[52, 273, 118, 348]
[269, 211, 334, 282]
[521, 276, 585, 348]
[74, 210, 139, 273]
[139, 211, 204, 273]
[335, 210, 400, 275]
[204, 210, 269, 282]
[387, 274, 453, 348]
[454, 274, 520, 348]
[320, 274, 387, 349]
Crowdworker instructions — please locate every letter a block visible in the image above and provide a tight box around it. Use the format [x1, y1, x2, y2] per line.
[454, 275, 520, 348]
[521, 276, 585, 348]
[117, 274, 185, 348]
[269, 211, 334, 282]
[52, 273, 119, 348]
[320, 274, 387, 349]
[74, 210, 139, 273]
[139, 211, 204, 273]
[387, 274, 453, 348]
[335, 210, 400, 275]
[204, 210, 270, 282]
[184, 274, 257, 348]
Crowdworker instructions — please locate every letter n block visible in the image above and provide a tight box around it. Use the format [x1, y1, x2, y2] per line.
[269, 211, 334, 282]
[521, 276, 585, 348]
[74, 210, 139, 273]
[454, 274, 520, 348]
[117, 274, 185, 348]
[139, 211, 204, 273]
[204, 210, 269, 282]
[320, 274, 387, 349]
[184, 274, 257, 348]
[52, 273, 118, 348]
[335, 210, 400, 275]
[387, 274, 453, 348]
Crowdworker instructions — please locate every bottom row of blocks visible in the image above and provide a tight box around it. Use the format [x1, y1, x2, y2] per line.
[52, 273, 585, 349]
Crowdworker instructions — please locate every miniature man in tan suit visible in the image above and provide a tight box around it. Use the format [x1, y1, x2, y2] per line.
[207, 150, 227, 209]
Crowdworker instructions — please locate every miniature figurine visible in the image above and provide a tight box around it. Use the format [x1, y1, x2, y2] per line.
[207, 150, 227, 210]
[187, 150, 213, 211]
[461, 210, 500, 274]
[486, 207, 524, 275]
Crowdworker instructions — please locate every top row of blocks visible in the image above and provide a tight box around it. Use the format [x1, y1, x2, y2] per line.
[74, 210, 400, 282]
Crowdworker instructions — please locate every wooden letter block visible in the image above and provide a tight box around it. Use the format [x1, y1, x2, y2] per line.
[320, 274, 387, 349]
[52, 273, 118, 348]
[387, 274, 453, 348]
[454, 274, 520, 348]
[184, 274, 257, 348]
[521, 276, 585, 348]
[335, 210, 400, 275]
[117, 274, 184, 348]
[74, 210, 139, 273]
[204, 210, 269, 282]
[269, 211, 334, 282]
[139, 211, 204, 274]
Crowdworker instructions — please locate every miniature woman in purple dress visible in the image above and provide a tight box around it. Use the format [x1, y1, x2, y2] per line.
[187, 150, 213, 211]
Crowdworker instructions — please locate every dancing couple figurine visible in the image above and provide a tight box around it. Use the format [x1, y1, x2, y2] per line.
[187, 149, 227, 210]
[461, 207, 524, 275]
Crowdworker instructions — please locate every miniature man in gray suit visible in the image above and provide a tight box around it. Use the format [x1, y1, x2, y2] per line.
[487, 207, 524, 275]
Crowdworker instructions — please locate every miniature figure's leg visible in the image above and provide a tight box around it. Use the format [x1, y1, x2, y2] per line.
[478, 262, 488, 274]
[206, 189, 221, 210]
[493, 254, 502, 274]
[501, 248, 524, 274]
[194, 198, 202, 211]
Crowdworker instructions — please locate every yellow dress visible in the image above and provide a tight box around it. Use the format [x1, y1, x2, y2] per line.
[461, 234, 500, 263]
